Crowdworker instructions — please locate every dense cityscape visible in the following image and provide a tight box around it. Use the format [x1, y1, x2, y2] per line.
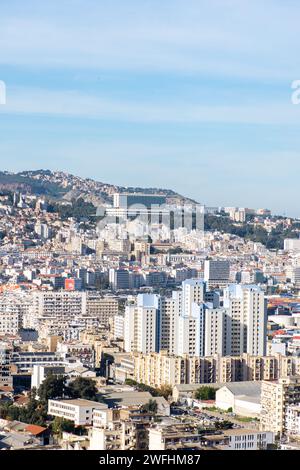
[1, 0, 300, 462]
[0, 169, 299, 451]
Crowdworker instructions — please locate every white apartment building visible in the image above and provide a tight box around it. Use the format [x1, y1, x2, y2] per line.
[180, 279, 206, 316]
[284, 238, 300, 252]
[0, 292, 31, 334]
[124, 294, 160, 354]
[123, 279, 267, 359]
[48, 398, 108, 426]
[112, 314, 125, 340]
[216, 429, 273, 450]
[223, 284, 267, 356]
[177, 303, 205, 357]
[26, 291, 118, 329]
[204, 308, 229, 356]
[159, 296, 178, 355]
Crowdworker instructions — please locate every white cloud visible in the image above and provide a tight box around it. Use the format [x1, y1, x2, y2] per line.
[1, 85, 300, 125]
[0, 0, 299, 80]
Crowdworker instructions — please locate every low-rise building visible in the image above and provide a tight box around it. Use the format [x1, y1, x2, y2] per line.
[48, 399, 108, 426]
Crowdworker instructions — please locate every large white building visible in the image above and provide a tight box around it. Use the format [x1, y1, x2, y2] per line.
[124, 294, 160, 354]
[48, 399, 108, 426]
[124, 280, 267, 358]
[284, 238, 300, 252]
[204, 308, 229, 356]
[223, 284, 267, 356]
[25, 291, 118, 330]
[0, 292, 31, 335]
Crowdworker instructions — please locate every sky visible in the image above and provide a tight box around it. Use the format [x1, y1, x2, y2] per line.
[0, 0, 300, 216]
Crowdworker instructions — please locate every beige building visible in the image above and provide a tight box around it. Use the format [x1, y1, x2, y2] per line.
[260, 376, 300, 436]
[121, 351, 300, 389]
[133, 350, 186, 388]
[89, 407, 151, 450]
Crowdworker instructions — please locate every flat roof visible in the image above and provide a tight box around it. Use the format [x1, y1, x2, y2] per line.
[50, 398, 107, 408]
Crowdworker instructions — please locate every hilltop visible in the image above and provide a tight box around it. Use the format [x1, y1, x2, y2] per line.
[0, 170, 197, 206]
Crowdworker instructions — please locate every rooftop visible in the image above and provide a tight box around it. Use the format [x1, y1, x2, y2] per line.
[50, 398, 107, 408]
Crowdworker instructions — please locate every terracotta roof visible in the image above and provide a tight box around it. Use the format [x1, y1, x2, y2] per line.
[0, 385, 13, 392]
[25, 424, 47, 436]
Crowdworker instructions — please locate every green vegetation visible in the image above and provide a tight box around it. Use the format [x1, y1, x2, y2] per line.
[0, 172, 68, 198]
[194, 386, 217, 401]
[0, 375, 99, 428]
[68, 377, 98, 400]
[141, 399, 158, 414]
[234, 416, 256, 423]
[214, 420, 234, 430]
[0, 389, 47, 426]
[124, 378, 172, 399]
[51, 417, 75, 435]
[38, 375, 67, 403]
[49, 198, 96, 222]
[205, 214, 300, 250]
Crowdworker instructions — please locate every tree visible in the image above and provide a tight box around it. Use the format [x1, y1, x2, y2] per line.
[67, 377, 98, 400]
[194, 386, 216, 401]
[52, 417, 75, 435]
[141, 399, 158, 414]
[215, 420, 234, 430]
[38, 375, 67, 403]
[157, 385, 172, 400]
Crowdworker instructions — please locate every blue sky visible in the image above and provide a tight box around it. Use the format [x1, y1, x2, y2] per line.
[1, 0, 300, 215]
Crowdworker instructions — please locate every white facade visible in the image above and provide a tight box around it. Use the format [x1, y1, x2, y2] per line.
[223, 430, 273, 450]
[48, 399, 108, 426]
[284, 238, 300, 252]
[204, 308, 228, 356]
[124, 294, 159, 354]
[224, 284, 267, 356]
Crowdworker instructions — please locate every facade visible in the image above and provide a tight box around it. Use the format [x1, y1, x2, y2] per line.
[31, 364, 65, 390]
[260, 376, 300, 436]
[224, 284, 267, 356]
[123, 280, 267, 358]
[285, 404, 300, 438]
[204, 429, 273, 450]
[48, 399, 108, 426]
[0, 343, 13, 388]
[215, 382, 261, 417]
[204, 259, 230, 289]
[118, 351, 300, 389]
[124, 294, 160, 354]
[284, 238, 300, 252]
[0, 293, 31, 334]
